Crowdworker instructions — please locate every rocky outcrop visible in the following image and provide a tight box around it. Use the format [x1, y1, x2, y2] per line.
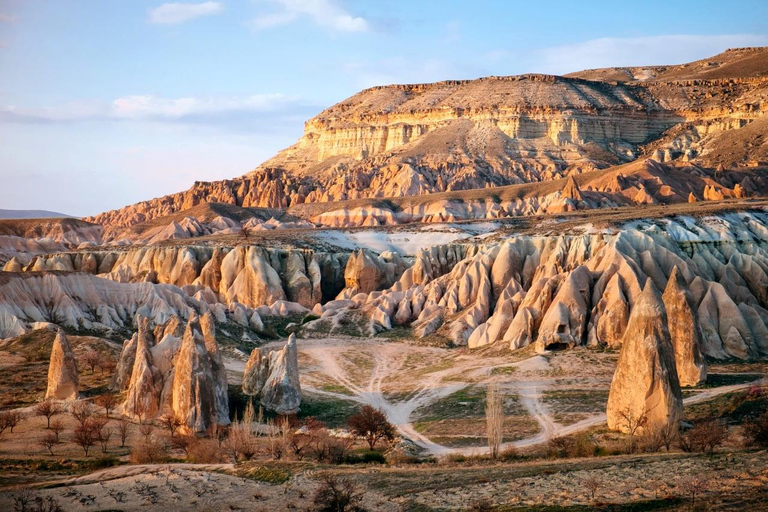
[117, 314, 230, 431]
[302, 212, 768, 361]
[606, 280, 683, 433]
[45, 330, 78, 400]
[242, 334, 301, 414]
[662, 266, 707, 386]
[340, 249, 408, 297]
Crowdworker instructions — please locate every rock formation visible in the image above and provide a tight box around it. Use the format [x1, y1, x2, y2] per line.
[606, 280, 683, 433]
[242, 334, 301, 414]
[117, 314, 230, 432]
[45, 330, 78, 400]
[662, 266, 707, 387]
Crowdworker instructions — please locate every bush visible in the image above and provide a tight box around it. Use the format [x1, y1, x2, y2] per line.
[743, 411, 768, 448]
[187, 438, 224, 463]
[312, 474, 366, 512]
[130, 435, 168, 464]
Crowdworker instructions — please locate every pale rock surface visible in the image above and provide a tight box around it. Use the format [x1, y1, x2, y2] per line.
[242, 334, 302, 414]
[606, 280, 683, 433]
[45, 330, 78, 400]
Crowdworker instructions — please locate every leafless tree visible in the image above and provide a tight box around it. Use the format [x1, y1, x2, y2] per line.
[81, 349, 101, 374]
[743, 410, 768, 448]
[116, 418, 130, 447]
[160, 414, 183, 437]
[690, 420, 728, 455]
[71, 401, 94, 427]
[348, 405, 395, 451]
[169, 434, 194, 457]
[583, 476, 601, 501]
[94, 393, 118, 418]
[73, 421, 97, 456]
[39, 432, 59, 455]
[312, 474, 365, 512]
[0, 410, 23, 433]
[485, 383, 504, 459]
[35, 399, 61, 428]
[616, 406, 648, 453]
[90, 418, 112, 453]
[678, 475, 711, 507]
[139, 422, 154, 441]
[50, 419, 64, 442]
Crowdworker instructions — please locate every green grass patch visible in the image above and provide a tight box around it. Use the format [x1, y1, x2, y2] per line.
[298, 393, 360, 428]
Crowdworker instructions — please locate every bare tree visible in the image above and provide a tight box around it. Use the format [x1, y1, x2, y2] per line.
[0, 410, 23, 433]
[690, 420, 728, 455]
[95, 393, 119, 418]
[616, 406, 648, 453]
[50, 419, 65, 442]
[139, 423, 154, 441]
[81, 349, 101, 374]
[116, 418, 130, 447]
[348, 405, 395, 451]
[583, 476, 601, 501]
[73, 422, 97, 456]
[678, 475, 711, 507]
[160, 414, 183, 437]
[743, 410, 768, 448]
[71, 401, 94, 427]
[312, 474, 365, 512]
[90, 418, 112, 453]
[39, 432, 59, 455]
[485, 383, 504, 459]
[35, 399, 61, 428]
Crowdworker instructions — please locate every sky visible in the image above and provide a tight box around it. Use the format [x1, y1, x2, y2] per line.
[1, 1, 767, 216]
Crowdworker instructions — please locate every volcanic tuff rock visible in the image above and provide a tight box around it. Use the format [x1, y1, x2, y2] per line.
[303, 212, 768, 360]
[662, 266, 707, 386]
[606, 280, 683, 433]
[82, 49, 768, 234]
[242, 334, 301, 414]
[45, 330, 79, 401]
[117, 314, 230, 431]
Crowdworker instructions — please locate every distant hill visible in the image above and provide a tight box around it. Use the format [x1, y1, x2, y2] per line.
[0, 209, 72, 220]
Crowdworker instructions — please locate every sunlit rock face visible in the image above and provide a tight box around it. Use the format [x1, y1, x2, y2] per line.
[305, 212, 768, 361]
[116, 314, 230, 433]
[242, 334, 301, 414]
[45, 330, 79, 401]
[606, 280, 683, 433]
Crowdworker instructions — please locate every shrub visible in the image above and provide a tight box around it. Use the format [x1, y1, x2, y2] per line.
[130, 435, 168, 464]
[743, 411, 768, 448]
[312, 474, 366, 512]
[187, 438, 224, 463]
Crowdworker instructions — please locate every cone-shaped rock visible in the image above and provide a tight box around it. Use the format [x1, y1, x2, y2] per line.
[45, 330, 79, 400]
[200, 311, 231, 425]
[662, 266, 707, 387]
[172, 317, 217, 432]
[242, 334, 302, 414]
[607, 279, 683, 433]
[122, 318, 161, 419]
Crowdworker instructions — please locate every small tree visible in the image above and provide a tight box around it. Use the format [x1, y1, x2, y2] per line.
[160, 414, 183, 437]
[91, 418, 112, 453]
[39, 432, 59, 455]
[81, 349, 101, 374]
[50, 419, 65, 442]
[691, 420, 728, 455]
[0, 410, 23, 433]
[36, 399, 61, 428]
[312, 474, 366, 512]
[71, 401, 94, 427]
[348, 405, 395, 451]
[485, 383, 504, 459]
[616, 406, 648, 453]
[678, 475, 710, 507]
[73, 422, 97, 456]
[583, 476, 601, 501]
[116, 418, 131, 447]
[95, 393, 119, 418]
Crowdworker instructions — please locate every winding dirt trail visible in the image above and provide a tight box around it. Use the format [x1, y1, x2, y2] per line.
[298, 338, 761, 457]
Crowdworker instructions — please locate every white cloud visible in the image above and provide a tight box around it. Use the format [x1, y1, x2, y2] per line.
[528, 34, 768, 75]
[149, 2, 222, 25]
[109, 93, 298, 119]
[249, 0, 368, 33]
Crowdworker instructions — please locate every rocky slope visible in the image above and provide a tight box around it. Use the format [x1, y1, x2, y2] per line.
[83, 48, 768, 233]
[302, 211, 768, 360]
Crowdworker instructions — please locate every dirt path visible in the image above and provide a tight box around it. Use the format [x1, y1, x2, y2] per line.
[299, 338, 761, 457]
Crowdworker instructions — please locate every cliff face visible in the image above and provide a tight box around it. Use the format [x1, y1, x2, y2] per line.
[83, 49, 768, 233]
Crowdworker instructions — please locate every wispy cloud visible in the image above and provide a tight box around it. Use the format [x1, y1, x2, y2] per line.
[525, 34, 768, 75]
[148, 2, 223, 25]
[0, 13, 16, 23]
[0, 93, 319, 135]
[249, 0, 368, 33]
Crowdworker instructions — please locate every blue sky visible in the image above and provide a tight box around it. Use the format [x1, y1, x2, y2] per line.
[1, 0, 767, 216]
